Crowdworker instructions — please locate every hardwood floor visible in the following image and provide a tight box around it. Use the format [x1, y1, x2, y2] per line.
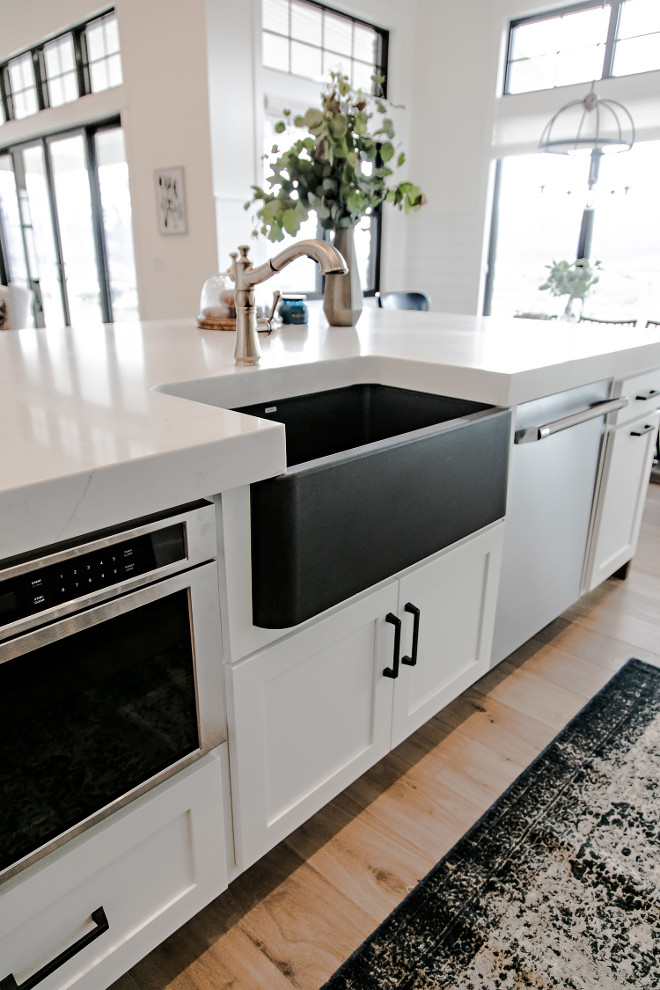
[112, 483, 660, 990]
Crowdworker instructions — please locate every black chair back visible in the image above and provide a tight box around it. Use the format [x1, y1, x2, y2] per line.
[377, 291, 430, 311]
[579, 316, 637, 327]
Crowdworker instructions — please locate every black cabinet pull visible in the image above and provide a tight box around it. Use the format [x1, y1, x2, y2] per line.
[383, 612, 401, 679]
[1, 907, 109, 990]
[401, 603, 421, 667]
[630, 424, 656, 436]
[635, 389, 660, 400]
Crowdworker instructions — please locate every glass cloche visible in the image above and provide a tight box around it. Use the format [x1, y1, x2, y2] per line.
[196, 269, 236, 330]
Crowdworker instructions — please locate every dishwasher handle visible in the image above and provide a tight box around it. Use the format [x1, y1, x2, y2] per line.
[514, 396, 628, 444]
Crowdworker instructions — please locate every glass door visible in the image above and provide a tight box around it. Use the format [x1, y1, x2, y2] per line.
[48, 132, 104, 325]
[0, 154, 30, 290]
[21, 144, 66, 327]
[0, 121, 139, 329]
[95, 127, 138, 322]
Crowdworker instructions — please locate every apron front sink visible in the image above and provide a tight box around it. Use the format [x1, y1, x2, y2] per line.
[235, 384, 511, 628]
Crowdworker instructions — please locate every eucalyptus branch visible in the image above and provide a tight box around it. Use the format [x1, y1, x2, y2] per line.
[245, 71, 425, 242]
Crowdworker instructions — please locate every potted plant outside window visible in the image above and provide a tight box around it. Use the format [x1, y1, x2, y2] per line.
[539, 258, 602, 322]
[245, 71, 425, 326]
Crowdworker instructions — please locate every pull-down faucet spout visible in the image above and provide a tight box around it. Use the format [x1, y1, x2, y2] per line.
[231, 240, 347, 365]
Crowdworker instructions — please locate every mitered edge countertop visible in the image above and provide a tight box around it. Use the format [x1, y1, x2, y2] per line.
[2, 305, 660, 560]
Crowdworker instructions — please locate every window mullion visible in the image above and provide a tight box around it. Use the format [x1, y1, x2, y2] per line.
[2, 64, 15, 120]
[603, 0, 622, 77]
[41, 139, 72, 326]
[0, 66, 10, 121]
[33, 49, 48, 111]
[73, 26, 90, 97]
[84, 128, 113, 323]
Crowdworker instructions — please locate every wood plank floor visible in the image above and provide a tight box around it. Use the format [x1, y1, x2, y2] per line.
[112, 483, 660, 990]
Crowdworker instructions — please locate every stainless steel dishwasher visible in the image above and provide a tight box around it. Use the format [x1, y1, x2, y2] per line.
[491, 381, 627, 667]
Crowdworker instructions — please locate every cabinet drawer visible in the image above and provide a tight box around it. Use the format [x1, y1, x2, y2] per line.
[614, 368, 660, 424]
[0, 751, 228, 990]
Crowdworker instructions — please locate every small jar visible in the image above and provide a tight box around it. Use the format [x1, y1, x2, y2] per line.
[278, 294, 308, 325]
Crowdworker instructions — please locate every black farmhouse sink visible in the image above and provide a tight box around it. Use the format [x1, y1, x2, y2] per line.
[234, 383, 511, 628]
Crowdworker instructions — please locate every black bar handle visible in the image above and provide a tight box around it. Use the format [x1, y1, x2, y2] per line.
[401, 602, 421, 667]
[630, 424, 656, 436]
[383, 612, 401, 679]
[1, 907, 109, 990]
[635, 389, 660, 400]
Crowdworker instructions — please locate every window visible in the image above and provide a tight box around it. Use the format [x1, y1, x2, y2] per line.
[43, 35, 78, 108]
[613, 0, 660, 75]
[0, 122, 138, 328]
[262, 0, 386, 91]
[85, 12, 123, 93]
[7, 54, 39, 120]
[485, 144, 660, 322]
[261, 0, 387, 295]
[0, 10, 122, 123]
[505, 0, 660, 95]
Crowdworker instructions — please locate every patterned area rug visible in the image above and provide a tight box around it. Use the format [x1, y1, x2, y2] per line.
[321, 658, 660, 989]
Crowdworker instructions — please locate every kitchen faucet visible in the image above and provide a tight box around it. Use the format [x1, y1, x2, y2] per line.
[230, 240, 347, 365]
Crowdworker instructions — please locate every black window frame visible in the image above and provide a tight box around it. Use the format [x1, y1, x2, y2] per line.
[0, 8, 118, 123]
[503, 0, 634, 95]
[0, 116, 126, 327]
[262, 0, 389, 95]
[262, 0, 389, 297]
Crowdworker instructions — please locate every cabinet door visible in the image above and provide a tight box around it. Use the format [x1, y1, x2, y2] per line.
[585, 410, 659, 591]
[391, 524, 504, 749]
[0, 752, 227, 990]
[227, 584, 398, 872]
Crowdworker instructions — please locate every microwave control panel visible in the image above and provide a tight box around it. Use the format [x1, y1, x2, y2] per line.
[0, 523, 185, 629]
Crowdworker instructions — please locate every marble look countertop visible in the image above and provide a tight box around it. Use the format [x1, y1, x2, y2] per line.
[2, 305, 660, 560]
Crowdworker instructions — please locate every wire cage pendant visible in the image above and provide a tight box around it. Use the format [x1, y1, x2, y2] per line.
[538, 87, 635, 157]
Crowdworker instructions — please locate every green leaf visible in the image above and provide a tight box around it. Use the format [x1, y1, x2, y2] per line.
[380, 142, 395, 162]
[346, 189, 364, 212]
[397, 152, 406, 167]
[274, 121, 286, 133]
[328, 114, 348, 139]
[304, 108, 325, 129]
[282, 208, 302, 236]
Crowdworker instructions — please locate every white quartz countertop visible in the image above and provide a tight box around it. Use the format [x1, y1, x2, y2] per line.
[2, 304, 660, 560]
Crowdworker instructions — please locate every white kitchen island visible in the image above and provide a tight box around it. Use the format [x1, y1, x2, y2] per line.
[1, 307, 660, 990]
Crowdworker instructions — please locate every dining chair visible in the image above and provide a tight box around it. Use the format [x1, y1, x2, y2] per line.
[579, 316, 638, 328]
[0, 284, 34, 329]
[645, 319, 660, 328]
[376, 291, 430, 311]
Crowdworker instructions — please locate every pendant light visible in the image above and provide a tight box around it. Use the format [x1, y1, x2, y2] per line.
[538, 85, 635, 186]
[538, 84, 635, 258]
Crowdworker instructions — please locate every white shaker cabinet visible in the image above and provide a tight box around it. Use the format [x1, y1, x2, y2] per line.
[585, 369, 660, 592]
[390, 524, 503, 748]
[226, 583, 399, 872]
[585, 382, 660, 591]
[0, 751, 228, 990]
[226, 523, 504, 872]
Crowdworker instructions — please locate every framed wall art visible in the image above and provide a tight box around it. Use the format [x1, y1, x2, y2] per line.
[155, 166, 187, 234]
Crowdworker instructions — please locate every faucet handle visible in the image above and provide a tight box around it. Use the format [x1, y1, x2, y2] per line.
[238, 245, 251, 261]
